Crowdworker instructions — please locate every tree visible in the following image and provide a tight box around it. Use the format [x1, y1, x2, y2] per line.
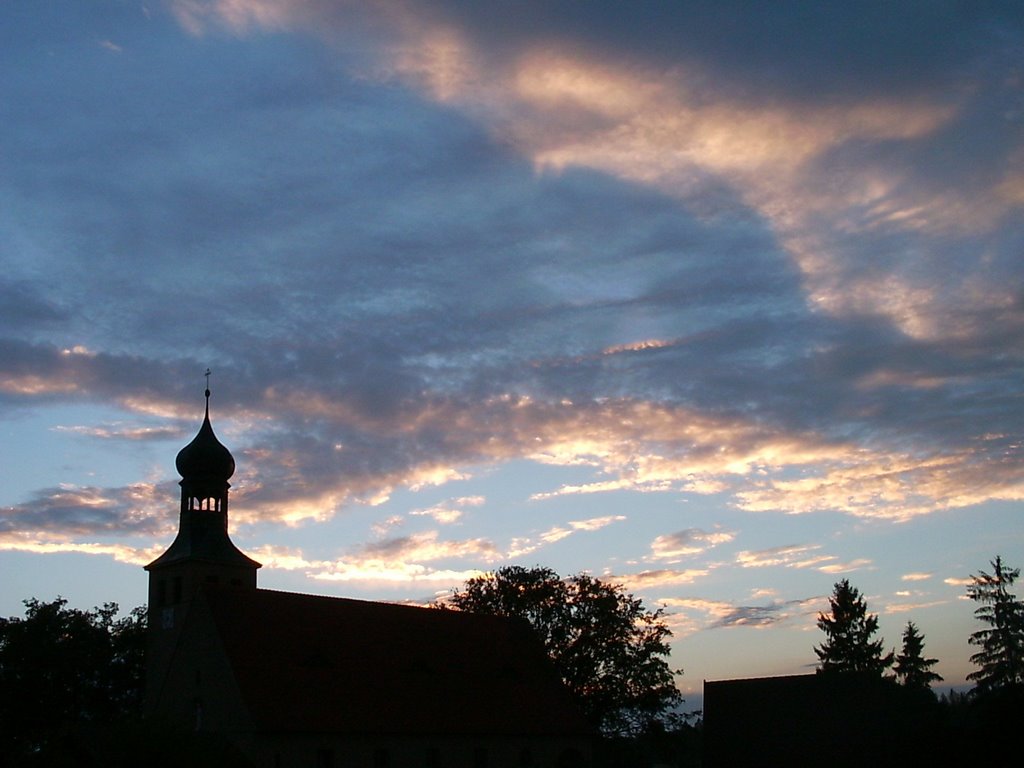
[893, 621, 942, 691]
[443, 565, 683, 736]
[0, 597, 146, 760]
[966, 556, 1024, 694]
[815, 579, 893, 675]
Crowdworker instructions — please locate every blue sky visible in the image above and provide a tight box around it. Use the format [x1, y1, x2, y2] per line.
[2, 0, 1023, 696]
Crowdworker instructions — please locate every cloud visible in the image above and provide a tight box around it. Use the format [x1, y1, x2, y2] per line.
[735, 546, 871, 576]
[0, 483, 172, 538]
[249, 534, 495, 585]
[1, 0, 1021, 592]
[901, 572, 933, 582]
[409, 495, 485, 524]
[650, 528, 735, 560]
[357, 530, 498, 563]
[249, 544, 485, 585]
[0, 534, 161, 566]
[659, 594, 820, 635]
[615, 569, 710, 591]
[503, 515, 626, 559]
[53, 424, 184, 441]
[567, 515, 626, 532]
[736, 446, 1024, 521]
[735, 545, 831, 570]
[944, 577, 974, 587]
[883, 599, 949, 614]
[818, 559, 873, 575]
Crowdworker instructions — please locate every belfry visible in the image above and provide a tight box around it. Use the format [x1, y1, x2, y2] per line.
[145, 386, 260, 598]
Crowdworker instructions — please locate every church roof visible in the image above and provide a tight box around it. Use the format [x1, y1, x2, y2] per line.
[175, 405, 235, 484]
[203, 587, 593, 737]
[144, 515, 261, 571]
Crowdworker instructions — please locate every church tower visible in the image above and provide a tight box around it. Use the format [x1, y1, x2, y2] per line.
[144, 386, 260, 714]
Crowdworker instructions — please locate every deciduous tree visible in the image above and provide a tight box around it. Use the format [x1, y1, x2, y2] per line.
[815, 579, 893, 676]
[0, 597, 146, 759]
[893, 621, 942, 691]
[443, 565, 683, 735]
[966, 556, 1024, 694]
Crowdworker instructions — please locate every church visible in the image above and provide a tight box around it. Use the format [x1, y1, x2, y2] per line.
[144, 391, 593, 768]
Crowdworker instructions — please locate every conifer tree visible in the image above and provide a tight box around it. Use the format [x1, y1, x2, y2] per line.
[893, 620, 942, 691]
[966, 556, 1024, 694]
[815, 579, 893, 675]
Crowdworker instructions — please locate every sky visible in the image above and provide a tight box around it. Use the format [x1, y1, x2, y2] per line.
[2, 0, 1023, 698]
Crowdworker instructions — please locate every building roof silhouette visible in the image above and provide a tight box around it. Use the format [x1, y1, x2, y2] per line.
[198, 586, 591, 736]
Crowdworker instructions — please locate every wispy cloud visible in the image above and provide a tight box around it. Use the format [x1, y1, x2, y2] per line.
[944, 577, 974, 587]
[409, 495, 485, 524]
[883, 599, 948, 614]
[735, 544, 830, 570]
[615, 569, 710, 591]
[659, 595, 821, 635]
[650, 528, 735, 561]
[506, 515, 625, 559]
[819, 559, 873, 575]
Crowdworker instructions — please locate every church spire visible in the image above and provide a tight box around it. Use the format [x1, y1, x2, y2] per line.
[175, 377, 235, 515]
[146, 380, 259, 572]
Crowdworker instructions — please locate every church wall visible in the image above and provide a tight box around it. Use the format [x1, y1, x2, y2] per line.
[147, 589, 254, 735]
[145, 560, 257, 717]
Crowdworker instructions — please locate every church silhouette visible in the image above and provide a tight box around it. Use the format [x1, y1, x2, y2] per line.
[144, 391, 592, 767]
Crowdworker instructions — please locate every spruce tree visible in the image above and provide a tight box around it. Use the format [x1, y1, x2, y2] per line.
[893, 620, 942, 691]
[966, 556, 1024, 694]
[815, 579, 893, 675]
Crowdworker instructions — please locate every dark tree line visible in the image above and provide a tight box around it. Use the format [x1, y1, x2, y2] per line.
[2, 556, 1019, 764]
[812, 557, 1024, 763]
[0, 598, 146, 762]
[815, 557, 1024, 696]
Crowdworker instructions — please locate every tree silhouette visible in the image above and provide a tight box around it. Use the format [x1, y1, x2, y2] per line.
[966, 556, 1024, 694]
[893, 621, 942, 691]
[815, 579, 893, 676]
[0, 597, 146, 760]
[444, 565, 683, 736]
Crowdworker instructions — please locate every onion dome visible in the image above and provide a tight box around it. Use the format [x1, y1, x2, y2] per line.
[175, 389, 235, 483]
